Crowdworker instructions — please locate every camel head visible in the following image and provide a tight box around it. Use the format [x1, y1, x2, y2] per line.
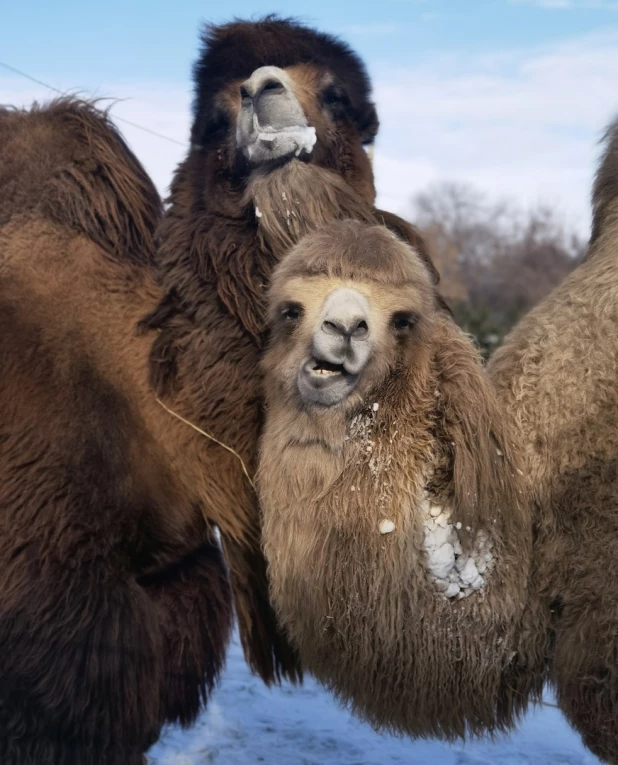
[191, 17, 378, 202]
[264, 220, 437, 413]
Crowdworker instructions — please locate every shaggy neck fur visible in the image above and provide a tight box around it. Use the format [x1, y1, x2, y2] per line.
[260, 317, 537, 739]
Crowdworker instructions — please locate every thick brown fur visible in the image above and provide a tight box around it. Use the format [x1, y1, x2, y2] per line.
[0, 99, 234, 764]
[489, 119, 618, 764]
[143, 16, 431, 684]
[259, 221, 538, 739]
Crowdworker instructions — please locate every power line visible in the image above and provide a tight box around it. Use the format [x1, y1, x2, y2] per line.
[0, 61, 187, 147]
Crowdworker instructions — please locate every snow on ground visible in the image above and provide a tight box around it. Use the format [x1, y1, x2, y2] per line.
[149, 633, 601, 765]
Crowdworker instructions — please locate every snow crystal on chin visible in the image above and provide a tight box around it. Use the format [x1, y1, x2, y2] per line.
[421, 495, 495, 600]
[255, 125, 317, 157]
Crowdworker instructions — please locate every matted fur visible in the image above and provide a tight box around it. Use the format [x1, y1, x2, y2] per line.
[489, 121, 618, 764]
[259, 221, 537, 739]
[0, 99, 233, 764]
[143, 16, 431, 684]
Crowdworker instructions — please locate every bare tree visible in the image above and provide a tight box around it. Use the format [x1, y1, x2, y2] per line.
[410, 183, 585, 354]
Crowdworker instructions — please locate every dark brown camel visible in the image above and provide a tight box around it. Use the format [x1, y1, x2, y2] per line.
[0, 99, 233, 765]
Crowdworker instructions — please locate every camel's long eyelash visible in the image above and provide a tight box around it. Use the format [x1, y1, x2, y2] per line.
[392, 312, 418, 332]
[321, 84, 351, 111]
[280, 302, 304, 322]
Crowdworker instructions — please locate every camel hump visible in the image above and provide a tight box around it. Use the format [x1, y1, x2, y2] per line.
[0, 97, 162, 265]
[591, 117, 618, 245]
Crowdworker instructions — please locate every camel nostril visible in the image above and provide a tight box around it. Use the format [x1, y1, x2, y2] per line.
[322, 320, 342, 336]
[353, 320, 369, 338]
[322, 318, 369, 339]
[259, 79, 285, 96]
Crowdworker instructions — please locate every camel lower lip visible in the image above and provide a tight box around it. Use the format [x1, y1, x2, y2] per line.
[240, 125, 317, 163]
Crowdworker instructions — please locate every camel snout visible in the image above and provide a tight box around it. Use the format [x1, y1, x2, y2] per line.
[236, 66, 317, 164]
[313, 287, 372, 375]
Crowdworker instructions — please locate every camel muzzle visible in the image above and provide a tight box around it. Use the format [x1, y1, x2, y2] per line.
[236, 66, 317, 165]
[296, 287, 372, 407]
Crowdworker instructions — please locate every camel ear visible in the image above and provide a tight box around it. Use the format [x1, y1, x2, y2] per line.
[432, 320, 523, 536]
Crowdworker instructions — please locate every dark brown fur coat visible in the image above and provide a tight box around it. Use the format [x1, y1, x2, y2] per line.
[0, 99, 233, 765]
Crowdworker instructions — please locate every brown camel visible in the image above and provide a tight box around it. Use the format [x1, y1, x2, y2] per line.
[0, 16, 433, 765]
[0, 99, 232, 765]
[488, 120, 618, 764]
[258, 220, 539, 739]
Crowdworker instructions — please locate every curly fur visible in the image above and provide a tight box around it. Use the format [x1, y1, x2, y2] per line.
[259, 221, 537, 739]
[143, 16, 431, 685]
[0, 98, 233, 764]
[489, 120, 618, 764]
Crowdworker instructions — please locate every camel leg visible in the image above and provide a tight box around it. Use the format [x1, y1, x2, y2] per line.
[551, 593, 618, 765]
[139, 536, 234, 727]
[0, 545, 163, 765]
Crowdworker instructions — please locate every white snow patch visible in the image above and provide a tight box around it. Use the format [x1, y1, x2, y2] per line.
[421, 496, 495, 600]
[379, 519, 396, 535]
[245, 123, 317, 159]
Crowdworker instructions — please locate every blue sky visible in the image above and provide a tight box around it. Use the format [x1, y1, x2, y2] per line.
[3, 0, 616, 81]
[3, 0, 618, 232]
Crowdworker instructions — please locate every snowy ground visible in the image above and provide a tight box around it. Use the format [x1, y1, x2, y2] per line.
[148, 633, 600, 765]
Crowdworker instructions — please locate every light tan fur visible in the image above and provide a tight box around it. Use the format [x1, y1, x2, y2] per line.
[259, 221, 538, 739]
[488, 120, 618, 764]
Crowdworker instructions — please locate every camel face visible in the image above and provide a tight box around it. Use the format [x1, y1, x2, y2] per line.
[299, 286, 371, 406]
[191, 19, 379, 192]
[222, 60, 371, 175]
[265, 222, 436, 412]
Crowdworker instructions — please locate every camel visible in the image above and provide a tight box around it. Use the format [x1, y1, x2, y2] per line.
[487, 120, 618, 764]
[0, 17, 433, 764]
[258, 220, 540, 739]
[0, 99, 233, 765]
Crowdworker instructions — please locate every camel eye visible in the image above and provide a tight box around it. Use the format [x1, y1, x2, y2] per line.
[392, 313, 417, 333]
[322, 84, 349, 108]
[281, 303, 303, 322]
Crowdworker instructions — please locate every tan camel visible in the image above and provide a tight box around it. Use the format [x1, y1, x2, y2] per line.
[488, 119, 618, 764]
[258, 220, 539, 740]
